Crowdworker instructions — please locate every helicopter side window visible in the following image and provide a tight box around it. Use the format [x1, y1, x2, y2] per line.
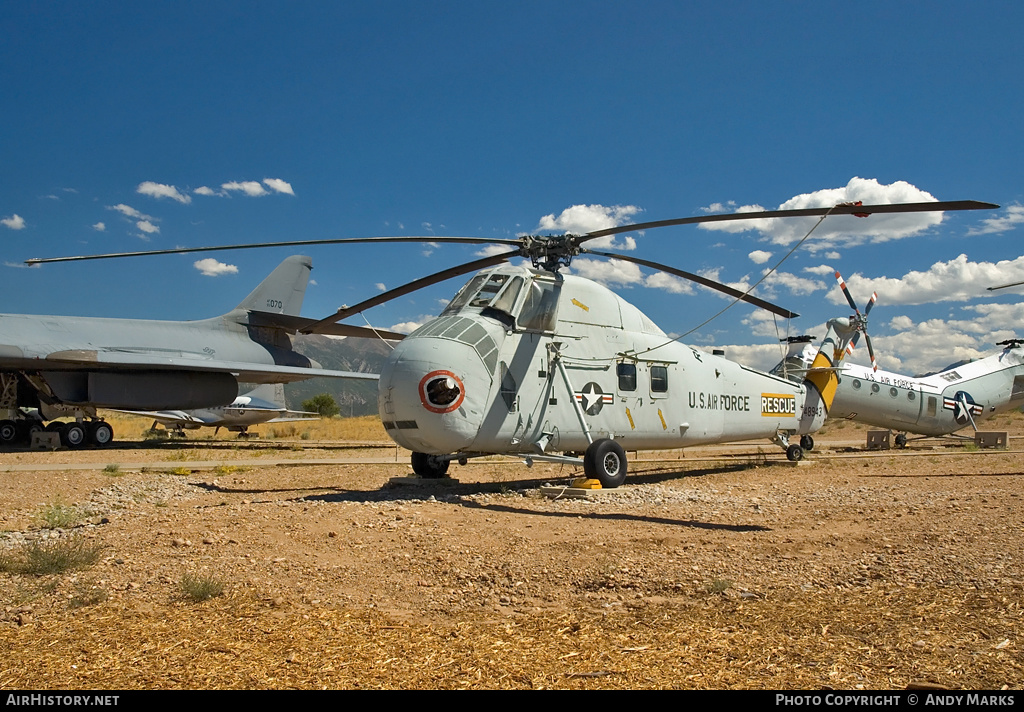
[1012, 375, 1024, 401]
[617, 363, 637, 392]
[650, 365, 669, 393]
[517, 280, 560, 332]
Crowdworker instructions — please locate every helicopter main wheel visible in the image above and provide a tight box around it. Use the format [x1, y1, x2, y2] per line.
[411, 452, 451, 479]
[88, 421, 114, 447]
[60, 422, 87, 448]
[786, 444, 803, 462]
[0, 420, 18, 445]
[799, 435, 814, 451]
[583, 438, 628, 488]
[894, 433, 907, 449]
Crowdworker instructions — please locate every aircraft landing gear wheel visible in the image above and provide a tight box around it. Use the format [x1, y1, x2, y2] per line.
[0, 420, 18, 444]
[786, 444, 803, 462]
[894, 433, 907, 449]
[800, 435, 814, 451]
[61, 422, 87, 448]
[411, 452, 450, 479]
[584, 438, 628, 488]
[18, 420, 43, 443]
[88, 421, 114, 447]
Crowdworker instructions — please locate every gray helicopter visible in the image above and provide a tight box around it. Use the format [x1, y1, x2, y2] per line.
[0, 255, 396, 448]
[30, 200, 997, 480]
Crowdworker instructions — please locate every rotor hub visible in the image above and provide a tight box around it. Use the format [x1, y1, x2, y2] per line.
[519, 234, 581, 272]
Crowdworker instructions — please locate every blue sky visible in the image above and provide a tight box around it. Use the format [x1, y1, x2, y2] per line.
[2, 1, 1023, 376]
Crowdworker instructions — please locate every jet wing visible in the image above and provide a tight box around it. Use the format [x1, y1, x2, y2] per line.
[40, 350, 379, 384]
[264, 414, 321, 423]
[112, 409, 209, 426]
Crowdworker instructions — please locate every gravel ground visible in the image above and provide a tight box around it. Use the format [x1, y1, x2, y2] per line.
[1, 420, 1022, 689]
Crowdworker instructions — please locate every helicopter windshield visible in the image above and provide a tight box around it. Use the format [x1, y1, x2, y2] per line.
[440, 272, 558, 331]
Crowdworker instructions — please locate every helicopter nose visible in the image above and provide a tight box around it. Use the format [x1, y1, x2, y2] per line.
[378, 336, 491, 454]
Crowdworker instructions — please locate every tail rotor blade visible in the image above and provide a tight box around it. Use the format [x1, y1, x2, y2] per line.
[863, 291, 877, 316]
[864, 332, 878, 372]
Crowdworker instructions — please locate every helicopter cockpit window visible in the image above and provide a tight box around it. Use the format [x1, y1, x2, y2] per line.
[469, 274, 510, 308]
[488, 276, 524, 318]
[441, 275, 489, 316]
[517, 279, 560, 332]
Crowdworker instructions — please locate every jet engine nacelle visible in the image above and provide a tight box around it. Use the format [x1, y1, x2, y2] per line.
[40, 371, 238, 410]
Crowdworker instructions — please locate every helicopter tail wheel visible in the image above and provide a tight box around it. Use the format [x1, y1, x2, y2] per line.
[411, 451, 451, 479]
[799, 435, 814, 451]
[584, 438, 628, 488]
[786, 444, 804, 462]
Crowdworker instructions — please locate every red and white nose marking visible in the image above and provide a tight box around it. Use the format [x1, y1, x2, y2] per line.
[419, 370, 465, 413]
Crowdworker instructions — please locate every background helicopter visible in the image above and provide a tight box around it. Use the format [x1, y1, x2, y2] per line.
[776, 323, 1024, 447]
[31, 200, 997, 481]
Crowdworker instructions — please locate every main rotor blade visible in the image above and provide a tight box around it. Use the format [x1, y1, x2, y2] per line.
[578, 200, 999, 242]
[988, 280, 1024, 292]
[582, 248, 799, 318]
[301, 249, 521, 333]
[25, 236, 522, 265]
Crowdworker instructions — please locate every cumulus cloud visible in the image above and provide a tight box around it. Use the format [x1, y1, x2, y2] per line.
[862, 303, 1024, 375]
[1, 214, 25, 230]
[826, 254, 1024, 307]
[967, 204, 1024, 235]
[137, 181, 191, 204]
[748, 250, 772, 264]
[390, 318, 428, 334]
[215, 178, 296, 198]
[262, 178, 294, 195]
[535, 204, 641, 250]
[92, 222, 106, 231]
[194, 258, 238, 277]
[760, 270, 825, 296]
[222, 181, 268, 197]
[803, 264, 836, 276]
[107, 204, 152, 220]
[106, 204, 159, 238]
[375, 283, 387, 292]
[698, 177, 945, 248]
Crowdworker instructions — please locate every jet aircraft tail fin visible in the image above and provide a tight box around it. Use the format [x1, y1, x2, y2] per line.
[240, 383, 288, 409]
[233, 255, 312, 317]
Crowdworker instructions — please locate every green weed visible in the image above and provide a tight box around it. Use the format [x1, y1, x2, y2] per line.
[0, 537, 105, 576]
[180, 572, 225, 602]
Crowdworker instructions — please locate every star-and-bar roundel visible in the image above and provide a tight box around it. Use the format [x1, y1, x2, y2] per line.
[575, 382, 614, 416]
[942, 390, 984, 425]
